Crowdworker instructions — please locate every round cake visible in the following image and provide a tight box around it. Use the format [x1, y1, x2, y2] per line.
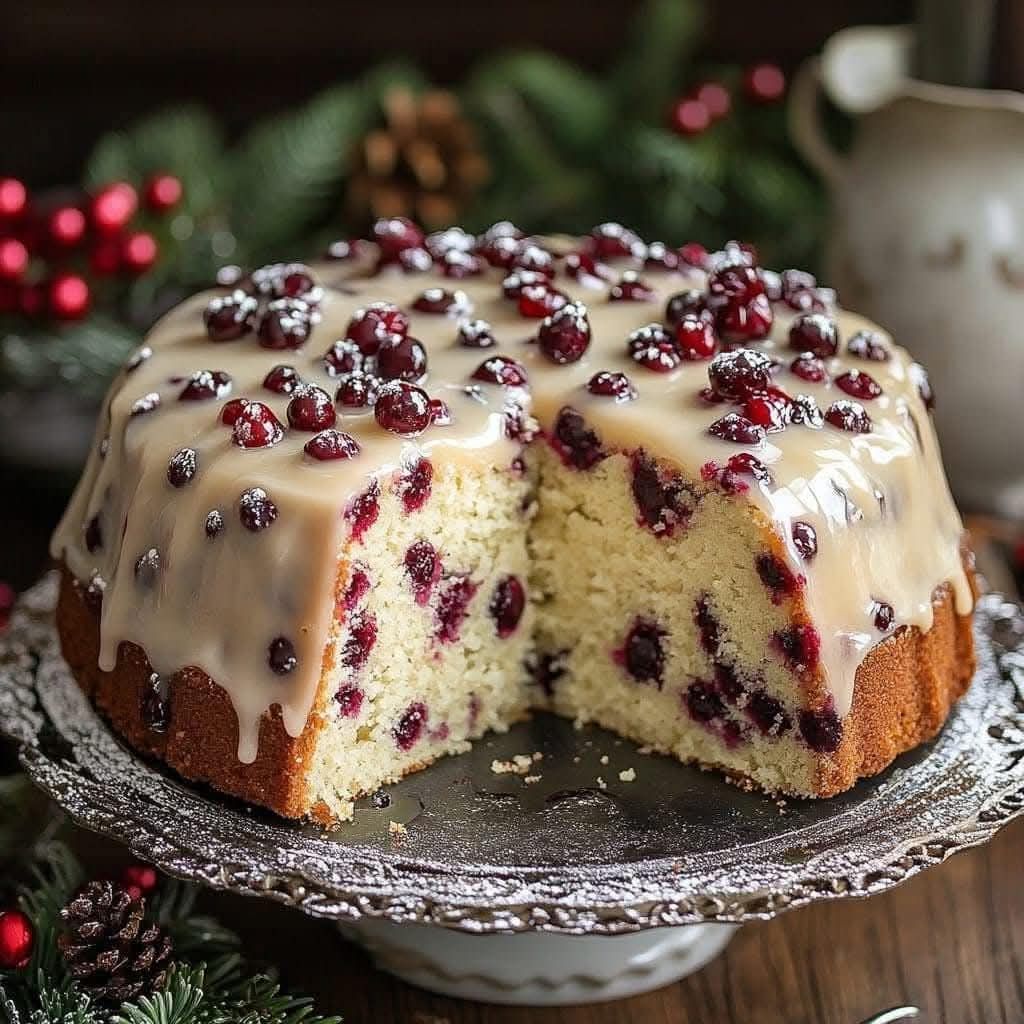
[50, 220, 976, 822]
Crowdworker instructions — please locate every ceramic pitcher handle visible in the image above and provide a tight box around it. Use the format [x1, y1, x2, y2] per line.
[789, 58, 847, 187]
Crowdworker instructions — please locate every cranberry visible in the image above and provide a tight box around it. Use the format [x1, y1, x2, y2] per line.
[564, 251, 613, 284]
[345, 481, 380, 541]
[708, 413, 766, 445]
[142, 673, 171, 733]
[205, 510, 224, 538]
[665, 289, 711, 326]
[258, 298, 315, 350]
[393, 701, 428, 751]
[825, 400, 872, 433]
[373, 216, 424, 260]
[397, 456, 433, 513]
[631, 451, 696, 536]
[219, 397, 249, 425]
[84, 516, 103, 553]
[335, 685, 364, 718]
[675, 317, 717, 360]
[439, 249, 484, 278]
[232, 401, 285, 448]
[511, 243, 555, 277]
[790, 352, 828, 383]
[685, 681, 726, 723]
[538, 301, 591, 364]
[609, 271, 655, 302]
[342, 565, 370, 610]
[263, 364, 303, 394]
[134, 547, 161, 587]
[249, 262, 321, 302]
[304, 429, 361, 461]
[873, 601, 895, 631]
[503, 399, 535, 442]
[586, 370, 636, 402]
[679, 242, 708, 267]
[374, 381, 432, 436]
[167, 447, 198, 487]
[716, 452, 773, 492]
[429, 398, 451, 425]
[268, 636, 297, 675]
[130, 392, 161, 417]
[788, 313, 837, 357]
[377, 334, 428, 382]
[628, 323, 681, 373]
[238, 487, 278, 532]
[518, 283, 569, 319]
[799, 705, 842, 752]
[781, 268, 816, 297]
[397, 246, 433, 272]
[742, 387, 792, 432]
[708, 348, 773, 400]
[587, 222, 644, 260]
[835, 369, 882, 400]
[502, 269, 549, 299]
[708, 258, 762, 302]
[342, 611, 377, 670]
[412, 287, 469, 315]
[346, 303, 409, 355]
[471, 355, 529, 387]
[790, 394, 824, 428]
[614, 617, 668, 687]
[405, 539, 441, 605]
[747, 692, 791, 736]
[774, 624, 821, 673]
[426, 226, 475, 258]
[178, 369, 231, 402]
[756, 553, 804, 603]
[457, 319, 496, 348]
[436, 576, 479, 642]
[758, 268, 783, 300]
[486, 575, 525, 638]
[694, 595, 720, 654]
[125, 346, 152, 373]
[644, 241, 681, 271]
[910, 363, 935, 410]
[847, 329, 890, 362]
[475, 221, 523, 265]
[551, 407, 606, 469]
[791, 521, 818, 560]
[204, 290, 257, 341]
[787, 286, 835, 313]
[335, 372, 379, 409]
[716, 292, 773, 341]
[323, 340, 365, 378]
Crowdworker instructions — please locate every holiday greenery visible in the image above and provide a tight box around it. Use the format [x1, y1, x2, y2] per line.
[0, 0, 824, 400]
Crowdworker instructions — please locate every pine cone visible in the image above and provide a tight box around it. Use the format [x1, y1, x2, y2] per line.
[348, 86, 490, 229]
[58, 880, 173, 1004]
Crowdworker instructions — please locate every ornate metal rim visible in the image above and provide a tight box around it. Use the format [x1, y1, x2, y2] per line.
[2, 573, 1023, 935]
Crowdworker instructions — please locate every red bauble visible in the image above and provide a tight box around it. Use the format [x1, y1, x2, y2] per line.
[0, 909, 34, 969]
[0, 238, 29, 281]
[121, 863, 159, 900]
[744, 62, 786, 103]
[122, 231, 159, 274]
[48, 273, 91, 320]
[144, 173, 183, 212]
[669, 97, 711, 136]
[0, 178, 27, 220]
[47, 205, 87, 248]
[695, 81, 731, 119]
[91, 182, 138, 234]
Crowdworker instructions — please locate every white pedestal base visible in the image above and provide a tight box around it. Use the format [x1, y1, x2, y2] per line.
[339, 919, 738, 1006]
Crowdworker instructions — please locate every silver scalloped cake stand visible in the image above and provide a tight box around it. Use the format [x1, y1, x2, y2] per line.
[3, 574, 1024, 1006]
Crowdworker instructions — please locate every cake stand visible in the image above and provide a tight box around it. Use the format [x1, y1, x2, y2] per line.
[3, 574, 1024, 1007]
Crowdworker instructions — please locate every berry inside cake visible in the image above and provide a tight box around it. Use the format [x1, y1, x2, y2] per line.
[51, 221, 976, 822]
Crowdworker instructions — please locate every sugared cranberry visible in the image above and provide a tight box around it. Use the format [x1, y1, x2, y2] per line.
[263, 364, 303, 394]
[374, 381, 432, 436]
[644, 241, 681, 271]
[471, 355, 529, 387]
[232, 401, 285, 448]
[788, 313, 838, 357]
[774, 624, 821, 673]
[345, 303, 410, 355]
[373, 216, 425, 260]
[304, 429, 361, 461]
[345, 481, 380, 541]
[335, 372, 379, 409]
[725, 452, 773, 486]
[564, 251, 612, 285]
[627, 323, 681, 373]
[502, 269, 548, 299]
[426, 226, 475, 258]
[675, 316, 717, 360]
[708, 348, 773, 400]
[873, 601, 895, 632]
[614, 617, 668, 687]
[324, 239, 361, 261]
[910, 363, 935, 410]
[790, 352, 828, 383]
[665, 289, 710, 326]
[538, 301, 591, 364]
[323, 340, 365, 378]
[412, 287, 469, 315]
[799, 705, 842, 752]
[393, 701, 428, 751]
[405, 540, 441, 605]
[748, 691, 791, 736]
[475, 221, 523, 266]
[134, 547, 161, 587]
[130, 392, 161, 417]
[397, 246, 433, 272]
[179, 369, 232, 402]
[790, 393, 824, 428]
[377, 334, 428, 382]
[758, 268, 783, 300]
[835, 370, 882, 401]
[429, 398, 451, 425]
[511, 243, 555, 277]
[587, 371, 636, 402]
[685, 681, 726, 723]
[742, 387, 792, 433]
[551, 407, 606, 470]
[457, 319, 496, 348]
[678, 242, 708, 267]
[335, 685, 364, 718]
[204, 290, 257, 341]
[631, 451, 696, 536]
[587, 222, 644, 260]
[342, 611, 377, 670]
[791, 521, 818, 560]
[249, 262, 321, 302]
[825, 400, 872, 433]
[238, 487, 278, 532]
[142, 673, 171, 733]
[708, 258, 761, 301]
[258, 298, 315, 350]
[167, 447, 198, 487]
[847, 329, 890, 362]
[268, 636, 297, 675]
[708, 413, 766, 445]
[205, 510, 224, 538]
[85, 516, 103, 553]
[490, 576, 526, 637]
[397, 456, 433, 513]
[503, 399, 535, 443]
[439, 249, 484, 278]
[219, 397, 249, 425]
[716, 292, 773, 341]
[694, 595, 720, 654]
[436, 576, 478, 642]
[518, 283, 569, 319]
[756, 553, 803, 603]
[609, 271, 655, 302]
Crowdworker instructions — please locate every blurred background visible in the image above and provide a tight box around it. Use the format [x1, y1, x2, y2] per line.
[2, 0, 1024, 606]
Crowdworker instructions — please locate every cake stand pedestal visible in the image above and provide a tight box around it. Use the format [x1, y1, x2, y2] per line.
[2, 574, 1024, 1009]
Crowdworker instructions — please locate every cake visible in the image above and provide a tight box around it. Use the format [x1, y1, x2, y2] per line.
[50, 220, 977, 822]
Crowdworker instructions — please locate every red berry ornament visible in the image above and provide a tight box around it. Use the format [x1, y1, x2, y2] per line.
[122, 231, 159, 274]
[0, 179, 27, 220]
[696, 81, 731, 119]
[745, 63, 786, 103]
[121, 863, 159, 900]
[49, 273, 90, 320]
[144, 173, 183, 212]
[0, 238, 28, 280]
[670, 97, 711, 136]
[91, 182, 138, 234]
[47, 206, 87, 248]
[0, 909, 34, 969]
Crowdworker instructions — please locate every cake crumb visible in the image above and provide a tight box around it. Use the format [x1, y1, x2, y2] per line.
[388, 820, 406, 837]
[524, 774, 542, 785]
[600, 754, 609, 765]
[618, 768, 636, 783]
[572, 756, 581, 763]
[637, 745, 655, 756]
[491, 751, 544, 776]
[596, 776, 607, 790]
